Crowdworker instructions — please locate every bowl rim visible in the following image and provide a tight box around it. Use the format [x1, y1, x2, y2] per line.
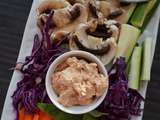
[45, 50, 108, 114]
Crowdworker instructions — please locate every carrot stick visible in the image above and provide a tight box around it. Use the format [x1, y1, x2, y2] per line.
[24, 112, 33, 120]
[33, 114, 39, 120]
[18, 108, 25, 120]
[39, 111, 53, 120]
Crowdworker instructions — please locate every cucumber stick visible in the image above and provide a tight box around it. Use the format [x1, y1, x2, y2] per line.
[141, 38, 152, 81]
[130, 0, 157, 28]
[128, 46, 142, 90]
[115, 24, 141, 62]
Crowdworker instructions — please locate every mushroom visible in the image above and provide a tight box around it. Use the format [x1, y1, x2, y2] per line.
[37, 0, 71, 29]
[69, 19, 119, 65]
[96, 0, 123, 19]
[51, 31, 69, 41]
[37, 0, 71, 15]
[96, 0, 136, 23]
[37, 2, 88, 36]
[86, 0, 106, 24]
[104, 20, 120, 42]
[50, 3, 88, 38]
[108, 8, 123, 19]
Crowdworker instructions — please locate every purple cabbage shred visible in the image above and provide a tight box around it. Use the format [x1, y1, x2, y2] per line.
[12, 10, 68, 118]
[97, 57, 145, 120]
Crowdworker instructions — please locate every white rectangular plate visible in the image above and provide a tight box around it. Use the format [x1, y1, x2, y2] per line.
[1, 0, 160, 120]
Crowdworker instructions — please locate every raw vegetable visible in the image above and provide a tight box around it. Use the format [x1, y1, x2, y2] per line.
[37, 103, 106, 120]
[115, 24, 141, 62]
[18, 108, 25, 120]
[141, 38, 152, 81]
[19, 107, 53, 120]
[33, 114, 39, 120]
[12, 11, 68, 119]
[97, 57, 144, 120]
[130, 0, 157, 28]
[128, 46, 142, 90]
[24, 113, 33, 120]
[141, 0, 160, 31]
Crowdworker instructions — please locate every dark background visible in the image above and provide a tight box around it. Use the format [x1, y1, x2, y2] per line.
[0, 0, 160, 120]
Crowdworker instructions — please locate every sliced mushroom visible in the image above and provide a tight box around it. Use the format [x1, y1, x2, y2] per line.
[69, 20, 119, 65]
[86, 24, 112, 40]
[72, 35, 110, 55]
[52, 7, 73, 28]
[98, 38, 117, 65]
[37, 0, 71, 15]
[108, 8, 123, 19]
[37, 13, 48, 29]
[52, 3, 88, 34]
[37, 0, 71, 29]
[70, 36, 117, 65]
[85, 0, 106, 24]
[51, 31, 69, 41]
[104, 20, 120, 42]
[97, 0, 136, 23]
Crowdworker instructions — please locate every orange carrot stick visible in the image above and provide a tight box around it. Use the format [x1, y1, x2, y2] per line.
[24, 112, 33, 120]
[33, 114, 39, 120]
[18, 108, 25, 120]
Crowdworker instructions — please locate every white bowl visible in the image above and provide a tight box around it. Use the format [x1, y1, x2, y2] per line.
[46, 50, 108, 114]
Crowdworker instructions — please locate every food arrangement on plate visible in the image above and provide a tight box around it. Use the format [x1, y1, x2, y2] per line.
[2, 0, 160, 120]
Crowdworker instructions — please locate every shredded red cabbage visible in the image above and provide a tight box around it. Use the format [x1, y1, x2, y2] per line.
[97, 57, 144, 120]
[12, 10, 68, 117]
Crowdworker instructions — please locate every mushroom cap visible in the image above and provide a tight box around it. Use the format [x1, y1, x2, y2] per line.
[52, 3, 88, 34]
[69, 20, 118, 65]
[70, 35, 117, 65]
[37, 0, 71, 15]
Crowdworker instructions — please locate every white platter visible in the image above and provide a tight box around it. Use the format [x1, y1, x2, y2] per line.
[1, 0, 160, 120]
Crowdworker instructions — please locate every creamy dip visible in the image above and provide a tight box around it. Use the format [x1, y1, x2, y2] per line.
[52, 57, 108, 107]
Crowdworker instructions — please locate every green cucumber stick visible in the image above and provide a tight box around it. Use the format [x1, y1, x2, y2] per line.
[141, 38, 152, 81]
[128, 46, 142, 90]
[130, 0, 157, 28]
[115, 24, 141, 62]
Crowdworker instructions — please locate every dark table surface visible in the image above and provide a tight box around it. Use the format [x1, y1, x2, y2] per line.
[0, 0, 160, 120]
